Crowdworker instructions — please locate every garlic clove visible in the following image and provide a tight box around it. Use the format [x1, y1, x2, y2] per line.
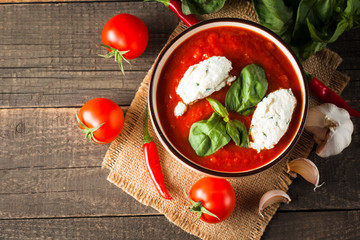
[305, 103, 354, 157]
[288, 158, 324, 191]
[316, 131, 331, 156]
[258, 190, 291, 218]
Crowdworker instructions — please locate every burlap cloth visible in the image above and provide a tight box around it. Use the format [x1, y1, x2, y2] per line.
[102, 1, 350, 239]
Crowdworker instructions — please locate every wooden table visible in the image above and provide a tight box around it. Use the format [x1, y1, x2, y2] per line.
[0, 1, 359, 239]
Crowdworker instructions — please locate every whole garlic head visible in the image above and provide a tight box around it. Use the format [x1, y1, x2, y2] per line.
[305, 103, 354, 157]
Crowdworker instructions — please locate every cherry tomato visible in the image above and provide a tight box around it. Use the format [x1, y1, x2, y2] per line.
[102, 13, 149, 59]
[188, 177, 236, 224]
[77, 98, 124, 144]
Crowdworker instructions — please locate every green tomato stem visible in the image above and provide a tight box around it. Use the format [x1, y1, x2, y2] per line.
[75, 112, 106, 144]
[99, 45, 130, 75]
[184, 188, 220, 224]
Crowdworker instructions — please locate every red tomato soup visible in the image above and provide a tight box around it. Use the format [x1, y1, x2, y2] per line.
[156, 26, 303, 172]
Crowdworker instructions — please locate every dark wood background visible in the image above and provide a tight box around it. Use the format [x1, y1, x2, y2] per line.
[0, 1, 359, 239]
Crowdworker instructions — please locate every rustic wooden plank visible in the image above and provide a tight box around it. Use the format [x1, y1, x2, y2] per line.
[0, 2, 179, 108]
[327, 28, 360, 58]
[0, 71, 147, 108]
[263, 210, 360, 240]
[0, 215, 199, 240]
[0, 107, 158, 219]
[0, 167, 159, 218]
[0, 108, 113, 169]
[0, 2, 176, 65]
[0, 34, 169, 71]
[0, 211, 359, 240]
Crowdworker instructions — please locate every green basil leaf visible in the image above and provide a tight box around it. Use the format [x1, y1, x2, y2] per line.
[291, 41, 326, 61]
[293, 0, 321, 40]
[239, 107, 256, 117]
[343, 0, 360, 28]
[189, 113, 231, 156]
[226, 120, 249, 148]
[306, 0, 359, 43]
[225, 64, 268, 116]
[181, 0, 226, 15]
[181, 0, 199, 15]
[252, 0, 294, 43]
[292, 0, 335, 42]
[290, 0, 335, 61]
[226, 121, 239, 145]
[207, 98, 229, 122]
[307, 17, 348, 43]
[313, 0, 335, 23]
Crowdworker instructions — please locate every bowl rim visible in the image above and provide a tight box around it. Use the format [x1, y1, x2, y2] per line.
[149, 17, 309, 178]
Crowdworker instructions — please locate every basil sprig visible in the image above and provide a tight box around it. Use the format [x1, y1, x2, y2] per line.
[225, 64, 268, 116]
[207, 98, 229, 122]
[252, 0, 360, 61]
[226, 119, 249, 148]
[189, 98, 249, 156]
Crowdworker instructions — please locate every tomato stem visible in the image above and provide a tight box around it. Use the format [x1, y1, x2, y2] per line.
[75, 112, 106, 144]
[184, 188, 220, 223]
[99, 45, 130, 75]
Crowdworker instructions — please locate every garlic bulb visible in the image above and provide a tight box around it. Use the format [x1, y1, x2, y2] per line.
[305, 103, 354, 157]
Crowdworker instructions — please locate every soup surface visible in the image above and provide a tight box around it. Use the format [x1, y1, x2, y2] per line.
[156, 26, 303, 172]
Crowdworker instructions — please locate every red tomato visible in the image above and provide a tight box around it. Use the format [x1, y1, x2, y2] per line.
[102, 13, 149, 59]
[189, 177, 236, 223]
[77, 98, 124, 144]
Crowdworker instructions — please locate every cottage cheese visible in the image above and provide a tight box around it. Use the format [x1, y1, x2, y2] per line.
[250, 89, 297, 152]
[174, 56, 236, 117]
[174, 102, 187, 117]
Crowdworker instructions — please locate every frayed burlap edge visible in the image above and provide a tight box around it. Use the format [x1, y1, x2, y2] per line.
[102, 1, 350, 239]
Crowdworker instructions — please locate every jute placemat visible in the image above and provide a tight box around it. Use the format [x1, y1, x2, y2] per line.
[102, 1, 350, 239]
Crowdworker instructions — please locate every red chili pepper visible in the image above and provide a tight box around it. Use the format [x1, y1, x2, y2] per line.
[143, 106, 172, 200]
[307, 74, 360, 118]
[150, 0, 198, 27]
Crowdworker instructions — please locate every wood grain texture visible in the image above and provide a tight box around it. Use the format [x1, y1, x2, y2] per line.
[0, 108, 159, 219]
[0, 216, 199, 240]
[0, 211, 359, 240]
[263, 210, 360, 240]
[0, 167, 159, 219]
[0, 108, 114, 169]
[0, 1, 179, 108]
